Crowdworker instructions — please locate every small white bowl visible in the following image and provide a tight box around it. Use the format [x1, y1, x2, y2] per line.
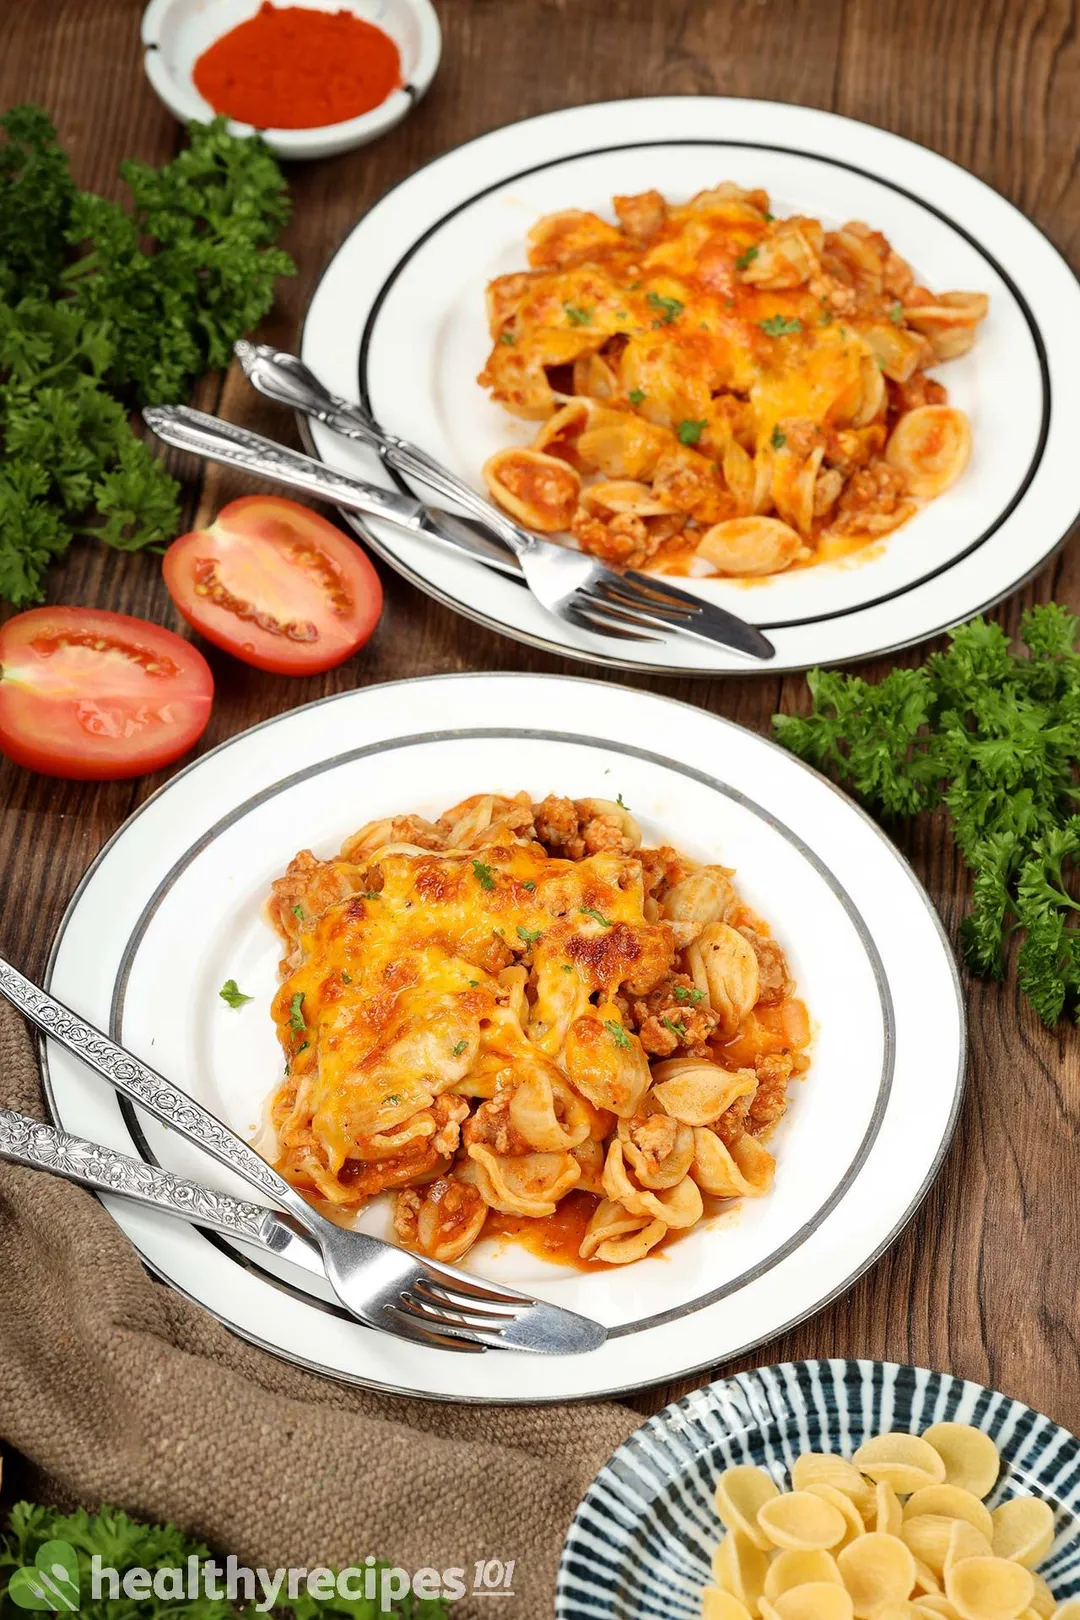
[141, 0, 441, 160]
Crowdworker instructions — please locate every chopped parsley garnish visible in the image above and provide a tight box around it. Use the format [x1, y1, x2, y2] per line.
[499, 329, 516, 345]
[764, 211, 775, 222]
[771, 425, 787, 450]
[468, 978, 480, 987]
[291, 904, 305, 921]
[645, 291, 684, 324]
[677, 418, 706, 446]
[340, 970, 352, 984]
[662, 1016, 689, 1039]
[616, 793, 629, 809]
[759, 315, 803, 337]
[889, 300, 905, 324]
[580, 905, 612, 927]
[295, 1040, 309, 1054]
[628, 387, 646, 405]
[673, 984, 706, 1005]
[564, 303, 593, 326]
[818, 300, 833, 326]
[384, 1093, 401, 1106]
[604, 1019, 631, 1048]
[218, 979, 252, 1009]
[615, 308, 629, 319]
[452, 1039, 468, 1056]
[472, 859, 496, 890]
[562, 963, 573, 973]
[735, 244, 759, 271]
[517, 925, 543, 945]
[288, 992, 306, 1033]
[522, 879, 536, 890]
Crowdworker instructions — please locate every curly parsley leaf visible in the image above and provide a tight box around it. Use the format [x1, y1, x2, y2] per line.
[472, 858, 496, 890]
[0, 107, 293, 605]
[775, 607, 1080, 1024]
[219, 979, 253, 1009]
[604, 1019, 631, 1048]
[758, 314, 802, 337]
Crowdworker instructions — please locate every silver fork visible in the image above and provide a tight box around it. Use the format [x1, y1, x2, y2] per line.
[0, 955, 606, 1356]
[234, 340, 775, 660]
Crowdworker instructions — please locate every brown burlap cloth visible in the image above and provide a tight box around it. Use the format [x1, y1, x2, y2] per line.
[0, 998, 640, 1617]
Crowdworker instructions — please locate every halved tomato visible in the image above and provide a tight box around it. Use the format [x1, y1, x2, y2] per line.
[0, 607, 214, 780]
[162, 496, 383, 675]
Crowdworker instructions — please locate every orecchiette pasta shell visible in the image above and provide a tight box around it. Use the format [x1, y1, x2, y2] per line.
[921, 1425, 1001, 1500]
[741, 222, 821, 289]
[697, 516, 803, 577]
[853, 1434, 947, 1490]
[572, 351, 620, 400]
[713, 1528, 770, 1613]
[916, 1599, 964, 1620]
[772, 445, 826, 536]
[990, 1499, 1055, 1568]
[704, 1589, 755, 1620]
[576, 407, 670, 480]
[569, 1136, 607, 1195]
[691, 1128, 775, 1198]
[873, 1482, 904, 1537]
[903, 1517, 963, 1578]
[508, 1066, 593, 1152]
[850, 354, 887, 427]
[649, 1058, 757, 1126]
[808, 1483, 867, 1549]
[1028, 1577, 1054, 1620]
[859, 322, 928, 384]
[715, 1465, 782, 1550]
[531, 398, 595, 459]
[564, 1015, 653, 1117]
[886, 407, 972, 499]
[904, 1489, 994, 1543]
[915, 1561, 945, 1596]
[1049, 1603, 1080, 1620]
[764, 1550, 845, 1600]
[687, 922, 761, 1036]
[903, 291, 989, 362]
[773, 1584, 854, 1620]
[791, 1455, 874, 1516]
[945, 1522, 994, 1577]
[482, 446, 582, 531]
[414, 1178, 489, 1263]
[837, 1532, 918, 1616]
[758, 1491, 848, 1552]
[526, 207, 623, 265]
[662, 866, 736, 946]
[467, 1143, 580, 1217]
[574, 795, 643, 846]
[581, 478, 674, 518]
[944, 1557, 1034, 1620]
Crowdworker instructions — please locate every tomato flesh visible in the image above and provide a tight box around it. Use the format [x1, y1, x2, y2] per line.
[0, 607, 214, 780]
[162, 496, 383, 674]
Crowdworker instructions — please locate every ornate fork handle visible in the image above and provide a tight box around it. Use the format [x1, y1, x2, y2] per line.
[0, 1107, 276, 1243]
[0, 955, 317, 1229]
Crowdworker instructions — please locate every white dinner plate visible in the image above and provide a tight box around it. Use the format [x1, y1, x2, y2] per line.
[43, 675, 965, 1402]
[298, 96, 1080, 674]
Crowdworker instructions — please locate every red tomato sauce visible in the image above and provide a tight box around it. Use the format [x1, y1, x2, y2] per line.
[193, 3, 402, 130]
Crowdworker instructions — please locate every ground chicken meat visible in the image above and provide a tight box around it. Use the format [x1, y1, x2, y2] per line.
[739, 927, 794, 1006]
[533, 794, 584, 857]
[462, 1090, 532, 1157]
[430, 1094, 470, 1158]
[571, 507, 656, 567]
[467, 930, 516, 975]
[613, 188, 668, 243]
[628, 1111, 681, 1175]
[832, 462, 909, 534]
[714, 1089, 753, 1147]
[638, 844, 688, 901]
[889, 372, 947, 414]
[747, 1052, 794, 1135]
[627, 972, 718, 1057]
[393, 1188, 422, 1245]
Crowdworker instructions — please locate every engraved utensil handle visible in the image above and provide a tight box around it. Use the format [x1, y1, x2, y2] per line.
[0, 954, 321, 1236]
[142, 404, 428, 532]
[235, 341, 534, 553]
[0, 1106, 277, 1244]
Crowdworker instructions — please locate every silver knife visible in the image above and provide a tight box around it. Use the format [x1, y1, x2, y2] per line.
[143, 405, 524, 579]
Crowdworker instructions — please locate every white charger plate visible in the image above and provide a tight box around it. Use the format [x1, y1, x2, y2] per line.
[43, 675, 965, 1402]
[299, 96, 1080, 674]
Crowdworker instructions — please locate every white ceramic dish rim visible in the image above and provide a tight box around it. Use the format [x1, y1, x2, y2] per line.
[140, 0, 441, 153]
[39, 673, 967, 1403]
[296, 95, 1080, 674]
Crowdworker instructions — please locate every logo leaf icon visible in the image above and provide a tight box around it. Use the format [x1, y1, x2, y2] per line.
[8, 1540, 80, 1612]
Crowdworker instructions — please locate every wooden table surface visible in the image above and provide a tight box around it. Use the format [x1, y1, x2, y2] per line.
[2, 0, 1078, 1436]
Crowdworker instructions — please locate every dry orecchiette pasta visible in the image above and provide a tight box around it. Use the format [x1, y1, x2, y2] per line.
[265, 790, 810, 1268]
[479, 183, 988, 578]
[700, 1425, 1068, 1620]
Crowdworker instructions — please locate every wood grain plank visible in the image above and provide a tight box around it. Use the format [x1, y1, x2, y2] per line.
[1, 0, 1078, 1444]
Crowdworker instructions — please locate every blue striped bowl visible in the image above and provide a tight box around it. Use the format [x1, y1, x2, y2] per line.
[557, 1360, 1080, 1619]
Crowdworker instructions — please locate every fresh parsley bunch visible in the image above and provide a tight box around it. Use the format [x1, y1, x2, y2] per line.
[0, 106, 294, 606]
[0, 1501, 449, 1619]
[774, 605, 1080, 1024]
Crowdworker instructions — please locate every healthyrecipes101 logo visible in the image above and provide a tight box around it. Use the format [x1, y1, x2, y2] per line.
[7, 1541, 516, 1609]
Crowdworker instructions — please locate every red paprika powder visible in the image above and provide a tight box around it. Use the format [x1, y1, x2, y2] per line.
[193, 2, 402, 130]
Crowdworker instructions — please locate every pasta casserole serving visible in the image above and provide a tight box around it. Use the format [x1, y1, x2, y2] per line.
[478, 182, 988, 578]
[262, 793, 811, 1268]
